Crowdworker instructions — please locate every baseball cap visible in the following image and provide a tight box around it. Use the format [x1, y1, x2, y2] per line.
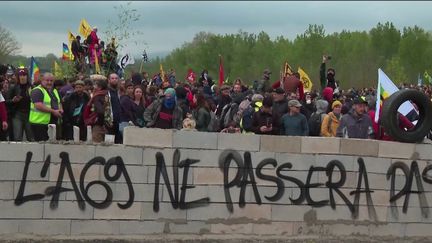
[263, 68, 272, 75]
[288, 99, 302, 107]
[353, 96, 368, 105]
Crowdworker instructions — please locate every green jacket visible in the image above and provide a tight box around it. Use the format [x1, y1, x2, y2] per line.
[143, 98, 183, 129]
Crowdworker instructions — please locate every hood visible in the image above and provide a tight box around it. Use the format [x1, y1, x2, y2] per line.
[315, 99, 329, 113]
[322, 87, 334, 104]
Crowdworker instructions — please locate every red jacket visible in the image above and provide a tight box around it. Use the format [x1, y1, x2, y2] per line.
[369, 109, 414, 141]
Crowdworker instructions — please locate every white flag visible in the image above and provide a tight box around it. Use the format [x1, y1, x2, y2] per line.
[118, 53, 135, 69]
[375, 68, 415, 123]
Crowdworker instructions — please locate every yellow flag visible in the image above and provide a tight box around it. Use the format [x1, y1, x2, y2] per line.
[54, 61, 63, 78]
[160, 63, 166, 82]
[283, 61, 294, 78]
[298, 67, 313, 92]
[78, 18, 92, 38]
[68, 30, 75, 46]
[94, 49, 100, 74]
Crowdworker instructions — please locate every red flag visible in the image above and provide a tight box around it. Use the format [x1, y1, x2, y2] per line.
[186, 68, 196, 84]
[219, 55, 224, 87]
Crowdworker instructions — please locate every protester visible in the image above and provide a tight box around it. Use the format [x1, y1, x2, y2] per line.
[107, 73, 122, 143]
[8, 67, 33, 141]
[89, 77, 109, 143]
[62, 80, 89, 141]
[336, 97, 374, 139]
[251, 96, 280, 135]
[29, 73, 62, 142]
[321, 100, 342, 137]
[280, 99, 309, 136]
[193, 92, 211, 132]
[144, 88, 183, 129]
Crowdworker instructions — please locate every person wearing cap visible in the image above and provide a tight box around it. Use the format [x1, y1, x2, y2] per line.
[144, 87, 183, 129]
[7, 67, 34, 141]
[280, 99, 309, 136]
[215, 85, 232, 117]
[272, 87, 288, 117]
[321, 100, 342, 137]
[240, 94, 263, 133]
[62, 80, 90, 141]
[336, 96, 374, 139]
[251, 96, 280, 135]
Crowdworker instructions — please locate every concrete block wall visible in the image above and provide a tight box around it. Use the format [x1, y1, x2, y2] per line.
[0, 127, 431, 240]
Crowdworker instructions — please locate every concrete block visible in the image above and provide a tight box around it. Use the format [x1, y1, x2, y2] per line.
[49, 163, 99, 182]
[218, 133, 260, 152]
[252, 222, 293, 235]
[210, 223, 253, 234]
[386, 206, 424, 223]
[116, 183, 158, 202]
[271, 205, 312, 221]
[0, 220, 19, 234]
[48, 124, 56, 142]
[207, 185, 248, 204]
[405, 223, 432, 236]
[0, 200, 43, 218]
[119, 220, 165, 234]
[318, 171, 358, 189]
[301, 137, 340, 154]
[18, 219, 71, 235]
[14, 181, 67, 201]
[73, 126, 80, 143]
[141, 202, 187, 220]
[0, 182, 14, 199]
[71, 220, 120, 235]
[339, 138, 379, 157]
[45, 144, 96, 163]
[315, 206, 355, 221]
[229, 204, 272, 220]
[0, 143, 44, 162]
[95, 145, 143, 165]
[368, 223, 406, 236]
[260, 135, 301, 153]
[161, 184, 209, 204]
[187, 204, 231, 221]
[143, 148, 174, 166]
[173, 130, 218, 149]
[275, 153, 316, 171]
[109, 165, 148, 184]
[43, 201, 93, 219]
[0, 162, 47, 181]
[326, 223, 369, 236]
[367, 173, 390, 191]
[148, 166, 192, 185]
[247, 151, 276, 168]
[316, 154, 356, 171]
[415, 143, 432, 160]
[170, 221, 211, 234]
[179, 149, 221, 167]
[360, 156, 391, 174]
[123, 127, 173, 148]
[379, 141, 416, 159]
[194, 167, 223, 185]
[93, 202, 142, 220]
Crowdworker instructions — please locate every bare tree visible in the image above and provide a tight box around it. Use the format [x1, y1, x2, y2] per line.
[0, 25, 20, 60]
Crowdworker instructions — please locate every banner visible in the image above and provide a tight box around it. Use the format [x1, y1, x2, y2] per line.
[219, 55, 224, 87]
[298, 67, 313, 92]
[374, 69, 415, 123]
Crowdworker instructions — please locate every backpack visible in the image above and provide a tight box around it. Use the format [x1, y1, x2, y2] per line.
[219, 102, 239, 128]
[308, 112, 326, 136]
[207, 110, 220, 132]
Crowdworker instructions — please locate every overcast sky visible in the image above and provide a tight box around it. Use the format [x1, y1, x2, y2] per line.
[1, 1, 431, 59]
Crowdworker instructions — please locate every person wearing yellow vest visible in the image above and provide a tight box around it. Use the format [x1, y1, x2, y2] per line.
[29, 72, 63, 141]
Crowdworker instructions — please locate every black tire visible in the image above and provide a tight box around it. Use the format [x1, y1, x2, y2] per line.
[382, 89, 432, 143]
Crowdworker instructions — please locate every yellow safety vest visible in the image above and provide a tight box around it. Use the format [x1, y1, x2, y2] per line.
[29, 86, 60, 125]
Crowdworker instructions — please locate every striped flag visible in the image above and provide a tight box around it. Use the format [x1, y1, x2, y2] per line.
[29, 57, 40, 84]
[374, 69, 415, 123]
[62, 43, 71, 61]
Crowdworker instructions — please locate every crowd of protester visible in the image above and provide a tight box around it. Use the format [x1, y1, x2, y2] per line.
[0, 55, 428, 144]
